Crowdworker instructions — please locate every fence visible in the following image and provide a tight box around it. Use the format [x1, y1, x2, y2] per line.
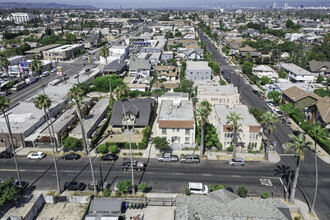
[119, 197, 176, 207]
[23, 194, 45, 220]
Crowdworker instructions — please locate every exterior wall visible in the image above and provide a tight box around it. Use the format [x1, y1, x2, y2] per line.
[156, 125, 195, 146]
[186, 66, 211, 82]
[161, 54, 173, 62]
[287, 71, 314, 82]
[198, 94, 240, 108]
[42, 45, 84, 61]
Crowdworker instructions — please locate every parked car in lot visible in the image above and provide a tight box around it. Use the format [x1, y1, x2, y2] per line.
[158, 153, 179, 162]
[0, 151, 13, 159]
[27, 152, 46, 160]
[88, 180, 110, 191]
[271, 108, 283, 117]
[64, 181, 86, 191]
[122, 160, 146, 171]
[180, 154, 200, 164]
[61, 153, 81, 160]
[266, 101, 274, 109]
[228, 158, 245, 166]
[188, 182, 208, 195]
[101, 154, 118, 161]
[14, 180, 29, 190]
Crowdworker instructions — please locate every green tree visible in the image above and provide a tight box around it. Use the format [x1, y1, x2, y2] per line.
[63, 136, 83, 149]
[92, 75, 124, 93]
[108, 144, 117, 154]
[0, 177, 17, 206]
[316, 75, 324, 83]
[313, 88, 330, 98]
[0, 57, 10, 77]
[34, 94, 61, 194]
[174, 31, 182, 37]
[267, 91, 281, 104]
[64, 32, 77, 44]
[261, 111, 279, 160]
[242, 61, 253, 75]
[152, 137, 171, 152]
[117, 180, 132, 193]
[260, 76, 270, 85]
[286, 133, 311, 203]
[226, 112, 243, 159]
[278, 69, 287, 79]
[165, 31, 174, 38]
[196, 123, 222, 150]
[29, 54, 43, 76]
[196, 101, 212, 156]
[249, 107, 264, 123]
[113, 85, 129, 101]
[238, 184, 248, 198]
[137, 182, 148, 192]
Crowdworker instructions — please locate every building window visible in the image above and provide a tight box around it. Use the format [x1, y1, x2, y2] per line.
[190, 72, 193, 74]
[177, 128, 180, 132]
[185, 137, 190, 142]
[172, 128, 175, 132]
[249, 133, 258, 140]
[185, 129, 190, 135]
[162, 128, 167, 135]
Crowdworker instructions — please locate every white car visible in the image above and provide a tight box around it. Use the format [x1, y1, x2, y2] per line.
[266, 101, 274, 109]
[272, 108, 283, 117]
[228, 158, 245, 166]
[51, 68, 57, 73]
[27, 152, 46, 160]
[188, 182, 208, 195]
[244, 80, 250, 85]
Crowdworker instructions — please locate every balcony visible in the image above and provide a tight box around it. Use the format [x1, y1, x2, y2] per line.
[122, 116, 135, 125]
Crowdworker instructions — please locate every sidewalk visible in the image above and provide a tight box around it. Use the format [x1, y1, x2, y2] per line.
[288, 118, 330, 164]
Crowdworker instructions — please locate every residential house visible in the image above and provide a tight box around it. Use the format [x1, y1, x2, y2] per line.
[252, 65, 278, 80]
[109, 98, 155, 131]
[282, 86, 320, 110]
[155, 65, 179, 81]
[307, 60, 330, 77]
[100, 46, 129, 65]
[197, 85, 240, 108]
[102, 59, 127, 75]
[176, 48, 203, 61]
[161, 51, 174, 62]
[176, 189, 291, 220]
[151, 82, 180, 92]
[186, 61, 212, 82]
[128, 59, 151, 78]
[280, 63, 314, 83]
[83, 33, 102, 49]
[209, 104, 263, 152]
[315, 96, 330, 129]
[156, 98, 195, 150]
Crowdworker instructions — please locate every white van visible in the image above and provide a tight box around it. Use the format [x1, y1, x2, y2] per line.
[48, 79, 62, 86]
[188, 182, 208, 195]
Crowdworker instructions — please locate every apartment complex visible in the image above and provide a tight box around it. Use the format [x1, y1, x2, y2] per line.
[186, 61, 212, 82]
[197, 85, 240, 107]
[42, 44, 84, 61]
[10, 13, 35, 24]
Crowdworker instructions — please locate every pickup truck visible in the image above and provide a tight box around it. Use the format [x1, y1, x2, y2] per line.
[122, 160, 146, 171]
[158, 153, 179, 163]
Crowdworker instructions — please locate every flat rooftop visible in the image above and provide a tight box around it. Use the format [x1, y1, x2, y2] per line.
[25, 44, 61, 53]
[159, 100, 194, 121]
[186, 61, 210, 70]
[280, 63, 313, 76]
[197, 85, 238, 95]
[48, 44, 82, 52]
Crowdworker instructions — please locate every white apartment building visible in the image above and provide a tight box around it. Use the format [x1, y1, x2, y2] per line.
[156, 98, 195, 150]
[197, 85, 240, 108]
[10, 13, 35, 24]
[209, 104, 263, 152]
[186, 61, 212, 83]
[252, 65, 278, 81]
[280, 63, 314, 83]
[100, 46, 129, 65]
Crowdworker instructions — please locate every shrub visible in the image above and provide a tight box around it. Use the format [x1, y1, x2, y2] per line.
[226, 145, 234, 152]
[137, 152, 143, 156]
[238, 184, 248, 198]
[103, 188, 110, 197]
[138, 182, 148, 192]
[98, 144, 107, 154]
[141, 137, 147, 144]
[117, 180, 132, 193]
[63, 136, 83, 149]
[260, 76, 270, 85]
[209, 184, 225, 192]
[261, 192, 268, 199]
[115, 191, 122, 197]
[138, 142, 146, 149]
[108, 145, 117, 154]
[185, 188, 190, 196]
[124, 142, 137, 149]
[294, 217, 302, 220]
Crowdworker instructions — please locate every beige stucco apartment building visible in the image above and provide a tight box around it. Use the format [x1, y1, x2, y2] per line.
[197, 85, 240, 107]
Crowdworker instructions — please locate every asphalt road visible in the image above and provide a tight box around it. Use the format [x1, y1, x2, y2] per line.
[197, 29, 330, 220]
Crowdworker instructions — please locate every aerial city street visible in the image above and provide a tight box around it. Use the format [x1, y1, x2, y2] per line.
[0, 1, 329, 219]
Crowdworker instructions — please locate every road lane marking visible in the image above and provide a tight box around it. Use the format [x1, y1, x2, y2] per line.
[0, 169, 26, 172]
[231, 175, 242, 178]
[261, 177, 280, 179]
[175, 173, 184, 175]
[146, 172, 155, 174]
[202, 174, 213, 176]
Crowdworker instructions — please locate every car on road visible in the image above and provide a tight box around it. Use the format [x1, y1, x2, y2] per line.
[64, 181, 86, 191]
[27, 152, 46, 160]
[271, 108, 283, 117]
[0, 151, 13, 159]
[81, 63, 86, 67]
[282, 118, 291, 127]
[158, 153, 179, 163]
[180, 154, 200, 164]
[188, 182, 208, 195]
[266, 101, 274, 109]
[101, 154, 118, 161]
[228, 158, 245, 166]
[226, 78, 231, 83]
[88, 180, 110, 191]
[0, 90, 11, 96]
[122, 160, 146, 171]
[244, 80, 250, 85]
[14, 180, 29, 190]
[51, 68, 57, 73]
[61, 153, 81, 160]
[41, 71, 50, 77]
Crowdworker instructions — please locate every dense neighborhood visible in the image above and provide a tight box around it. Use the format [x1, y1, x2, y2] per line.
[0, 4, 329, 220]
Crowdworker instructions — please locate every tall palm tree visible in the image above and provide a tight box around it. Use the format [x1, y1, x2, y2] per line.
[68, 85, 97, 195]
[286, 133, 311, 204]
[309, 124, 328, 214]
[114, 85, 129, 101]
[274, 164, 294, 201]
[0, 97, 21, 187]
[0, 57, 10, 78]
[196, 101, 212, 156]
[100, 46, 112, 103]
[34, 94, 61, 194]
[29, 54, 43, 77]
[226, 111, 243, 159]
[261, 111, 279, 160]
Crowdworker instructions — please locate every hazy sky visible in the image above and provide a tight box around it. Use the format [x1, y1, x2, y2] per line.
[3, 0, 329, 8]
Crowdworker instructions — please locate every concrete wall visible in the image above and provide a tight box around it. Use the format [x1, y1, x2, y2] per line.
[24, 194, 45, 220]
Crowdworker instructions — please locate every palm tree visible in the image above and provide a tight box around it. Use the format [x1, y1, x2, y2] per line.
[100, 46, 112, 103]
[34, 94, 61, 194]
[0, 57, 10, 78]
[29, 54, 43, 77]
[196, 101, 212, 156]
[261, 111, 279, 160]
[274, 164, 294, 201]
[68, 85, 97, 195]
[0, 97, 22, 187]
[286, 133, 311, 203]
[114, 85, 129, 101]
[226, 111, 243, 159]
[309, 124, 328, 214]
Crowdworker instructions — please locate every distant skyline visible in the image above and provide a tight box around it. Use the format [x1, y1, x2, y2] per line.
[1, 0, 330, 8]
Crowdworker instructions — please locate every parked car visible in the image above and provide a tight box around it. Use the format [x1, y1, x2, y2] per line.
[122, 160, 146, 171]
[244, 80, 250, 85]
[27, 152, 46, 160]
[13, 180, 29, 190]
[266, 101, 274, 109]
[101, 154, 118, 161]
[188, 182, 208, 195]
[180, 154, 200, 164]
[0, 151, 13, 159]
[282, 118, 291, 127]
[62, 153, 81, 160]
[41, 71, 50, 77]
[272, 108, 283, 117]
[88, 180, 110, 191]
[228, 158, 245, 166]
[51, 68, 57, 73]
[64, 181, 86, 191]
[0, 90, 11, 96]
[158, 153, 179, 163]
